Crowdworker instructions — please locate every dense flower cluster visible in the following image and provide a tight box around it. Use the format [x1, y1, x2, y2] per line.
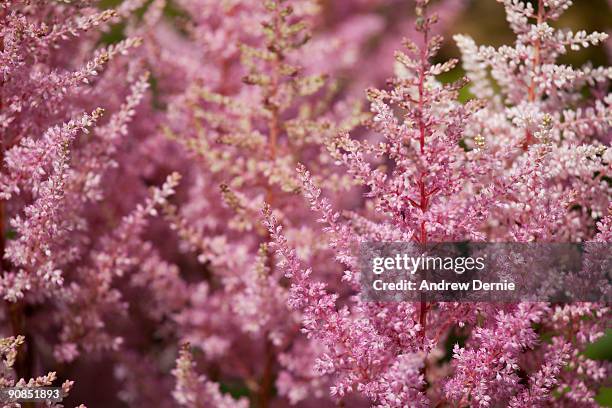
[0, 0, 610, 407]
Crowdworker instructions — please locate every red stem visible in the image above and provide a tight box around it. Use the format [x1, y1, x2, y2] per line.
[414, 12, 432, 385]
[523, 0, 544, 151]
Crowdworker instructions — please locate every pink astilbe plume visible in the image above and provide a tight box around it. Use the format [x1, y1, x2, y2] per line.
[152, 0, 373, 406]
[0, 335, 81, 407]
[455, 0, 611, 241]
[0, 1, 186, 403]
[265, 0, 611, 406]
[172, 343, 248, 408]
